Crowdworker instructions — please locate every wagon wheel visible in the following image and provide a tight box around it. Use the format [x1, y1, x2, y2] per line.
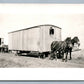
[47, 53, 51, 59]
[38, 53, 42, 58]
[42, 54, 46, 59]
[15, 51, 21, 56]
[17, 53, 21, 56]
[8, 50, 12, 53]
[38, 53, 41, 58]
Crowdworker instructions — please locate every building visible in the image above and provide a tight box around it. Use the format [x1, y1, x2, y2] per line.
[8, 24, 61, 56]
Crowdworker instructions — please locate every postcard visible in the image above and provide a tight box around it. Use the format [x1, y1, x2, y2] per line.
[0, 0, 84, 80]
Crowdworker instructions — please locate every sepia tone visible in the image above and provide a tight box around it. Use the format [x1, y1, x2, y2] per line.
[0, 4, 84, 68]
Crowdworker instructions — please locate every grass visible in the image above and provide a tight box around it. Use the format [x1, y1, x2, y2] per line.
[0, 49, 84, 68]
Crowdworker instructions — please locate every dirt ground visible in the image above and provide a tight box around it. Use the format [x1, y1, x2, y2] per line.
[0, 49, 84, 68]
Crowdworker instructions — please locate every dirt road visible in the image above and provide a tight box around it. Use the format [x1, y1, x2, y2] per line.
[0, 49, 84, 68]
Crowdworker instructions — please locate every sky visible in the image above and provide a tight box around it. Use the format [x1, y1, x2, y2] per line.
[0, 82, 84, 84]
[0, 4, 84, 49]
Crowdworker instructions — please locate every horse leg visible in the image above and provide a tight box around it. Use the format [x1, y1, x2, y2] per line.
[62, 52, 64, 62]
[49, 51, 54, 60]
[69, 48, 72, 60]
[58, 51, 60, 58]
[54, 52, 57, 61]
[65, 51, 68, 62]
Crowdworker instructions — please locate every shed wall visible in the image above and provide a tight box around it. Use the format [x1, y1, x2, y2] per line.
[9, 28, 40, 51]
[40, 26, 61, 52]
[8, 25, 61, 52]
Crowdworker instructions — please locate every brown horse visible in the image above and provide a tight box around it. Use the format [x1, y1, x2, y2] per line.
[50, 37, 73, 62]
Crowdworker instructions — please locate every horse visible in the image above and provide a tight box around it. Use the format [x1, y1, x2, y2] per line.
[50, 37, 73, 62]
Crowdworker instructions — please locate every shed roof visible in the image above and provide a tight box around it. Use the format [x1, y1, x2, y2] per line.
[8, 24, 61, 34]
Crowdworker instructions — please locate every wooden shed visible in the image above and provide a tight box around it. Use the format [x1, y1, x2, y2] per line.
[8, 24, 61, 56]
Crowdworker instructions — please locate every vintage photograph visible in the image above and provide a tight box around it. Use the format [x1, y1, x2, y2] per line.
[0, 4, 84, 68]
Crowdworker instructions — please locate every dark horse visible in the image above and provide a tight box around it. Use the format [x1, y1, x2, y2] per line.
[50, 37, 73, 62]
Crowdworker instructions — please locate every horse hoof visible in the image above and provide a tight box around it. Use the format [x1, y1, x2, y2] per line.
[65, 60, 67, 62]
[55, 59, 57, 61]
[49, 58, 53, 60]
[62, 60, 64, 62]
[69, 58, 72, 60]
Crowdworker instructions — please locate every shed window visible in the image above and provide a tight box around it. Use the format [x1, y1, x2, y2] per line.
[49, 27, 54, 35]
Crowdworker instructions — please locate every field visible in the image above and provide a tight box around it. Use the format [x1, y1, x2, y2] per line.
[0, 49, 84, 68]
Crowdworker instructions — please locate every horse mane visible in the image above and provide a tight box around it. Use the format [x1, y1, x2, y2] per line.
[64, 37, 72, 44]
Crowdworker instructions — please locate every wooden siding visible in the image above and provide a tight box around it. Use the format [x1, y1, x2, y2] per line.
[9, 28, 40, 51]
[40, 25, 61, 52]
[8, 25, 61, 52]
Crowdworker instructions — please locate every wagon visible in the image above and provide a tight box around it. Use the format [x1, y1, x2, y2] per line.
[8, 24, 61, 57]
[0, 38, 4, 52]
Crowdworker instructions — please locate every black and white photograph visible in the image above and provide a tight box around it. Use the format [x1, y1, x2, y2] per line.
[0, 4, 84, 68]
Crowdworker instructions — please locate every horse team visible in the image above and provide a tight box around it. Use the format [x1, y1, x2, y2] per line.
[50, 37, 73, 62]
